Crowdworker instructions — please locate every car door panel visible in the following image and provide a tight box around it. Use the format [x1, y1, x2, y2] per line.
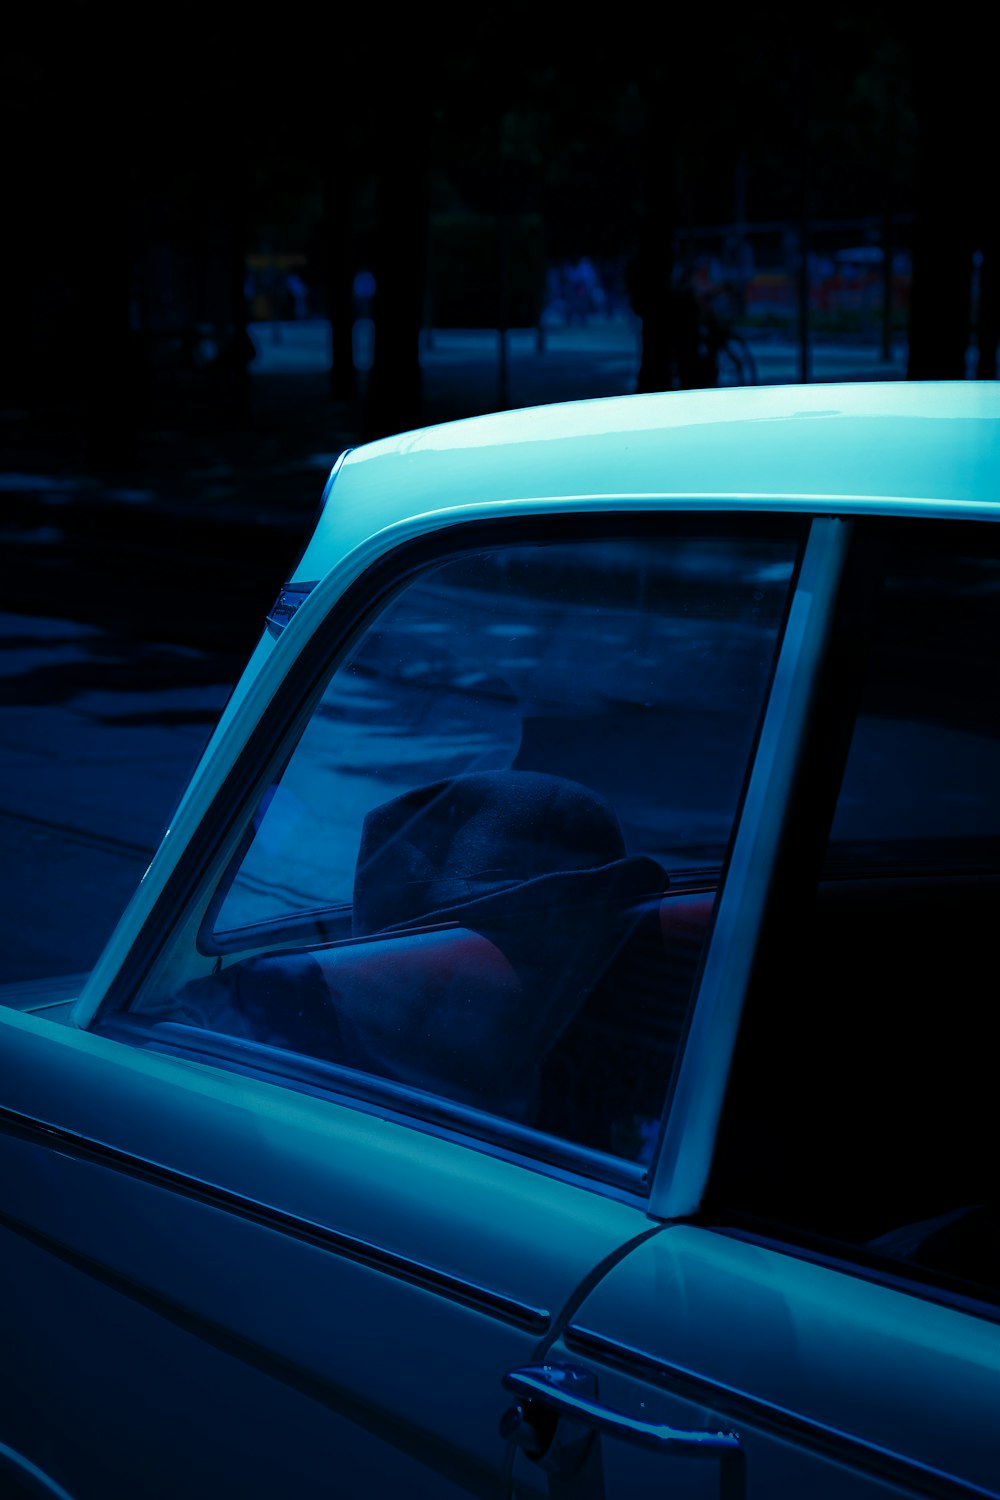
[0, 1006, 656, 1499]
[2, 1217, 417, 1500]
[508, 1225, 1000, 1498]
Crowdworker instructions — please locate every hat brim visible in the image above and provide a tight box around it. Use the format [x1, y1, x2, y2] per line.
[363, 852, 667, 942]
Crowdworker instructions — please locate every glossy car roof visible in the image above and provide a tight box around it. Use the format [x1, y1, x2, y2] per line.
[296, 381, 1000, 581]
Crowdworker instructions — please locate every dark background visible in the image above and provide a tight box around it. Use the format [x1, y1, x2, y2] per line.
[5, 3, 997, 453]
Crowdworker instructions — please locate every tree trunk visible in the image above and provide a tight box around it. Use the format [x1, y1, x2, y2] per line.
[906, 28, 982, 380]
[907, 178, 973, 380]
[973, 176, 999, 380]
[977, 244, 998, 380]
[323, 171, 359, 406]
[78, 133, 142, 469]
[631, 79, 678, 395]
[363, 44, 430, 440]
[319, 68, 363, 409]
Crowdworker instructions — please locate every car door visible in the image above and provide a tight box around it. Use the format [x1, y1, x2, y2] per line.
[504, 516, 1000, 1500]
[0, 513, 804, 1500]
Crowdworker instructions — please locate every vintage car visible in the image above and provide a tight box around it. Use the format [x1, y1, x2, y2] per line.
[1, 380, 998, 1499]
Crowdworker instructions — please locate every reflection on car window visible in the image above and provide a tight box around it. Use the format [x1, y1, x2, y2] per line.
[710, 528, 1000, 1301]
[136, 529, 799, 1167]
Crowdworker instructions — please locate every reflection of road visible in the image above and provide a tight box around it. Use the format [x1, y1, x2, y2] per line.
[0, 611, 234, 985]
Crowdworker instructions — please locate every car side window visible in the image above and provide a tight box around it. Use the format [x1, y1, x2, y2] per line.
[133, 528, 799, 1169]
[709, 524, 1000, 1302]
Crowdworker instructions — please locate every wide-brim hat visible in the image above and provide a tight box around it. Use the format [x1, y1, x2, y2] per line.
[353, 769, 666, 942]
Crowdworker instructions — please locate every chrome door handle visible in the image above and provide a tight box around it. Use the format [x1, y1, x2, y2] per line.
[503, 1363, 741, 1455]
[500, 1368, 743, 1494]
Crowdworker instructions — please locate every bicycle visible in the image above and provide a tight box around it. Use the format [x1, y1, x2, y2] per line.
[712, 326, 758, 386]
[697, 294, 759, 387]
[666, 281, 759, 389]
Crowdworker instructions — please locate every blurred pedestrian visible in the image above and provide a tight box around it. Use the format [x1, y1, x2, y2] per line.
[286, 271, 309, 319]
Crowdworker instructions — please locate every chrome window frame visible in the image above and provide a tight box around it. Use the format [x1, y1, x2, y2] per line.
[89, 507, 810, 1200]
[649, 516, 853, 1219]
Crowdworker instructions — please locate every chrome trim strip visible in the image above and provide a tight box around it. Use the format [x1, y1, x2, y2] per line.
[104, 1016, 647, 1199]
[0, 1104, 550, 1333]
[649, 516, 852, 1219]
[565, 1325, 1000, 1500]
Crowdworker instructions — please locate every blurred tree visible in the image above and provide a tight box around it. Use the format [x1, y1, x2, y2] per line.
[320, 164, 363, 406]
[360, 23, 432, 438]
[3, 1, 141, 459]
[905, 19, 997, 379]
[628, 69, 680, 393]
[8, 2, 997, 467]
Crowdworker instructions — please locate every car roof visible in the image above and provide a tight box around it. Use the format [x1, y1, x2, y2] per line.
[296, 381, 1000, 581]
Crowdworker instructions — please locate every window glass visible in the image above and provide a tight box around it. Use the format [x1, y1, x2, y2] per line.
[710, 528, 1000, 1300]
[136, 529, 798, 1165]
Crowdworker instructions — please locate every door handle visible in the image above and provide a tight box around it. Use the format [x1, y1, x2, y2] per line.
[502, 1363, 744, 1496]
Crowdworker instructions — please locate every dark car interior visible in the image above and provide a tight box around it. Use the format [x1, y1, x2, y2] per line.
[706, 525, 1000, 1307]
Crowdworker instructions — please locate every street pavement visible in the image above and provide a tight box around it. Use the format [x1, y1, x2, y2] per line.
[0, 318, 909, 987]
[0, 610, 229, 985]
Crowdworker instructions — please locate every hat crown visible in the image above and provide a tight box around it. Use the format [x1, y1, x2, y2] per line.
[353, 770, 629, 936]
